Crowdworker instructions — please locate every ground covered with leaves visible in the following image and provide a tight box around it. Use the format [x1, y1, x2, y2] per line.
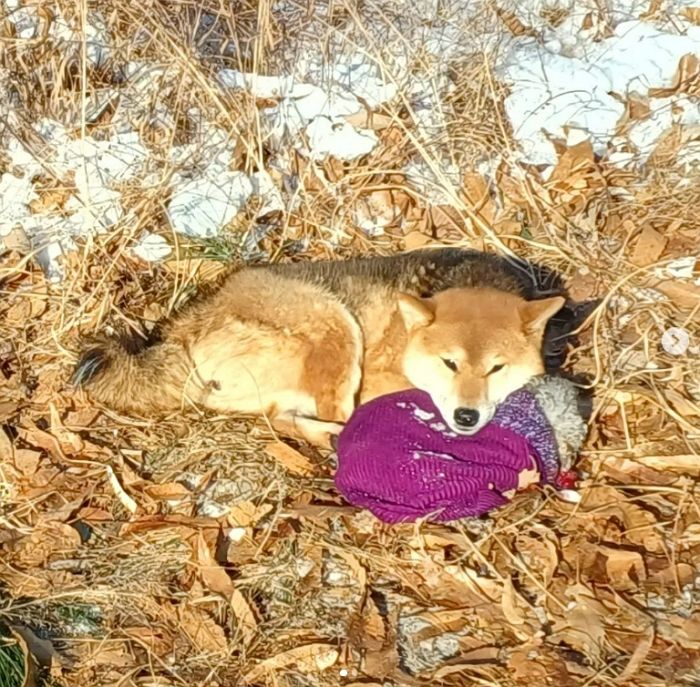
[2, 1, 700, 685]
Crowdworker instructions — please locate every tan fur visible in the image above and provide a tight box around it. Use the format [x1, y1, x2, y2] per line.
[73, 249, 565, 445]
[400, 288, 565, 433]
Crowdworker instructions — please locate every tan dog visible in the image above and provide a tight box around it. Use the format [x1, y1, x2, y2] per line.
[73, 248, 564, 446]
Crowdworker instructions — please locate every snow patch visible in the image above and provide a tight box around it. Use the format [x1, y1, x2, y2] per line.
[132, 233, 172, 262]
[167, 173, 254, 238]
[498, 20, 700, 165]
[305, 117, 378, 161]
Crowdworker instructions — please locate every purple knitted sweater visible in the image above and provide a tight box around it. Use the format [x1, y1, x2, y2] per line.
[334, 387, 561, 524]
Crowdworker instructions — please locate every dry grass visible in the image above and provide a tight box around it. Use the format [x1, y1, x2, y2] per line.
[1, 1, 700, 685]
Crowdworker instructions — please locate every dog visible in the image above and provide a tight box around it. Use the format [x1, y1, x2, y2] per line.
[72, 248, 567, 446]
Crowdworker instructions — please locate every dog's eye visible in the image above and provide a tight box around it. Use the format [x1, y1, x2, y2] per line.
[488, 364, 505, 375]
[441, 358, 458, 372]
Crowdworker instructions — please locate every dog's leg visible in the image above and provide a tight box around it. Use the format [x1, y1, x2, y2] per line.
[272, 413, 345, 449]
[300, 304, 363, 424]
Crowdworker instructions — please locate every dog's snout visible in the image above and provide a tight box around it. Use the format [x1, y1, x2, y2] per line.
[454, 407, 480, 428]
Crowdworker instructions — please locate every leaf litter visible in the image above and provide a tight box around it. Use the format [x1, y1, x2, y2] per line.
[1, 0, 700, 685]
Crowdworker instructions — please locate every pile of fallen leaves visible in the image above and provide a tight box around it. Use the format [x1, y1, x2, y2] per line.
[2, 1, 700, 686]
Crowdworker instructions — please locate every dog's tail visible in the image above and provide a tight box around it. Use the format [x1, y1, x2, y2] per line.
[71, 335, 194, 416]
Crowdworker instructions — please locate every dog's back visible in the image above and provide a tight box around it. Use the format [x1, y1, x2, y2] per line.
[267, 248, 542, 308]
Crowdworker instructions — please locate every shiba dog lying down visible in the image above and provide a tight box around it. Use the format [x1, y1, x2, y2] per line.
[73, 248, 567, 447]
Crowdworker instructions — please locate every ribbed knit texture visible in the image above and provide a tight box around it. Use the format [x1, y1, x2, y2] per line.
[335, 387, 560, 524]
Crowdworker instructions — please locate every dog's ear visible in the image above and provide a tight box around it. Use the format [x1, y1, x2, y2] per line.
[398, 293, 434, 331]
[520, 296, 566, 335]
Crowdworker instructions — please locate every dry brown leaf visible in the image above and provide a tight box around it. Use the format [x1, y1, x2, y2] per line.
[462, 172, 496, 223]
[264, 441, 315, 476]
[333, 549, 367, 591]
[2, 227, 31, 253]
[11, 625, 62, 679]
[625, 93, 651, 121]
[654, 279, 700, 309]
[16, 423, 65, 461]
[349, 596, 385, 652]
[344, 109, 394, 130]
[630, 225, 667, 266]
[177, 605, 228, 655]
[8, 627, 38, 687]
[618, 626, 655, 681]
[548, 140, 595, 185]
[682, 6, 700, 24]
[402, 230, 434, 250]
[7, 521, 81, 569]
[578, 486, 664, 552]
[634, 453, 700, 474]
[143, 483, 192, 500]
[48, 403, 84, 455]
[363, 645, 400, 681]
[243, 643, 339, 683]
[549, 583, 609, 662]
[657, 612, 700, 649]
[195, 533, 258, 646]
[5, 299, 32, 328]
[441, 563, 502, 603]
[501, 576, 528, 626]
[196, 532, 234, 597]
[597, 456, 677, 485]
[515, 531, 559, 587]
[352, 189, 410, 233]
[495, 5, 538, 36]
[0, 426, 14, 457]
[665, 388, 700, 417]
[413, 609, 470, 637]
[64, 408, 101, 429]
[227, 500, 273, 528]
[105, 465, 138, 514]
[649, 562, 695, 588]
[230, 588, 258, 647]
[602, 547, 647, 591]
[13, 449, 41, 477]
[431, 648, 501, 679]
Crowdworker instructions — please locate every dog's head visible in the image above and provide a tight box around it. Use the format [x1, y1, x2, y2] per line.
[399, 287, 565, 434]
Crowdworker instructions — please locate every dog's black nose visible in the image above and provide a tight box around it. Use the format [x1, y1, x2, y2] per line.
[454, 407, 480, 428]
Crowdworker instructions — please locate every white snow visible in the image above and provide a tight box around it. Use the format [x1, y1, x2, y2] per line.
[219, 69, 382, 161]
[4, 0, 40, 39]
[250, 171, 285, 216]
[654, 256, 698, 280]
[675, 141, 700, 175]
[4, 0, 700, 280]
[498, 46, 624, 166]
[49, 9, 111, 68]
[321, 56, 399, 109]
[132, 233, 173, 262]
[218, 70, 361, 119]
[0, 174, 38, 235]
[168, 173, 254, 238]
[498, 19, 700, 166]
[1, 119, 150, 278]
[304, 117, 378, 161]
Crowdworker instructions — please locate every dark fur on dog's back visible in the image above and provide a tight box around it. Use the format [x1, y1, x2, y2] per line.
[269, 248, 540, 305]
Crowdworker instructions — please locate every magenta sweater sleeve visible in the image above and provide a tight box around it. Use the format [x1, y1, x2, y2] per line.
[334, 388, 560, 524]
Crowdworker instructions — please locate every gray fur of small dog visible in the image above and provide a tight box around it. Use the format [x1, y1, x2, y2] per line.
[525, 375, 589, 471]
